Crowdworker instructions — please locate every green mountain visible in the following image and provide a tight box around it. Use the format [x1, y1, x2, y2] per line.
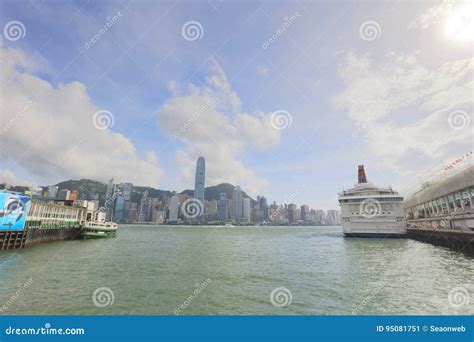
[181, 183, 254, 202]
[47, 179, 254, 205]
[50, 179, 106, 199]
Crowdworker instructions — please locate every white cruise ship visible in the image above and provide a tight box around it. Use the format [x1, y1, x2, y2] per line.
[338, 165, 406, 238]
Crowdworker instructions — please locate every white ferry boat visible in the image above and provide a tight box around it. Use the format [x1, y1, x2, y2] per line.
[83, 221, 118, 239]
[338, 165, 406, 238]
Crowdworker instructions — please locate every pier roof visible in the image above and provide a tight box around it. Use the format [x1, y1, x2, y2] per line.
[404, 165, 474, 208]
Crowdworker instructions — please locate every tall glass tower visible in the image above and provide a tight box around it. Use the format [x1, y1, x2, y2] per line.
[194, 156, 206, 204]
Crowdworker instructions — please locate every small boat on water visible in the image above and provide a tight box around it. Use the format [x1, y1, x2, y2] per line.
[82, 221, 118, 239]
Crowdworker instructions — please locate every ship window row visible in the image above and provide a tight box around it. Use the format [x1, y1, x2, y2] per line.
[351, 212, 391, 215]
[339, 197, 402, 203]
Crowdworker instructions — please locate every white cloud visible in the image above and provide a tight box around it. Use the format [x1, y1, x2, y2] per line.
[333, 51, 473, 177]
[408, 0, 455, 30]
[0, 47, 164, 187]
[0, 169, 37, 188]
[408, 0, 473, 42]
[157, 59, 281, 195]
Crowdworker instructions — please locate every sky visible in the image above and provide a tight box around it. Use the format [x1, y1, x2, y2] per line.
[0, 0, 472, 210]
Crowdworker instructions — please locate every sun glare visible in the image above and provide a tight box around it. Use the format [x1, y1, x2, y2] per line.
[445, 3, 474, 42]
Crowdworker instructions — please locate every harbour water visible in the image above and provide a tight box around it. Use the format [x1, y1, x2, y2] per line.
[0, 225, 472, 315]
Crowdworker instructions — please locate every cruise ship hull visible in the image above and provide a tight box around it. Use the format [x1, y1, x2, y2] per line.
[344, 232, 407, 238]
[339, 165, 406, 238]
[342, 220, 407, 238]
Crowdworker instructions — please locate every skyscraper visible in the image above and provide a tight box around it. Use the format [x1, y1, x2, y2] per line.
[105, 178, 115, 221]
[122, 183, 133, 221]
[138, 190, 149, 222]
[259, 196, 268, 221]
[217, 193, 228, 221]
[114, 195, 125, 222]
[57, 189, 70, 200]
[208, 200, 218, 221]
[243, 198, 251, 223]
[288, 203, 298, 223]
[327, 210, 341, 225]
[194, 157, 205, 204]
[47, 185, 58, 198]
[168, 195, 180, 223]
[233, 186, 243, 221]
[301, 205, 310, 222]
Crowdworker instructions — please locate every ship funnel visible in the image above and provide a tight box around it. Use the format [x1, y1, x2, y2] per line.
[358, 165, 367, 183]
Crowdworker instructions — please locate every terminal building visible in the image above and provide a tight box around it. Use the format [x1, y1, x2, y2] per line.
[404, 165, 474, 231]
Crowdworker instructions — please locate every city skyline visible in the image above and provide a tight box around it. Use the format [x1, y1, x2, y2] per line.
[0, 156, 341, 225]
[0, 0, 472, 212]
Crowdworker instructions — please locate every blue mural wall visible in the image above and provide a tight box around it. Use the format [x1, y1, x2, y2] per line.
[0, 191, 31, 231]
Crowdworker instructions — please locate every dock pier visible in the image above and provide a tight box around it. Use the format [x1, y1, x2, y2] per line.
[407, 228, 474, 255]
[403, 164, 473, 255]
[0, 230, 27, 250]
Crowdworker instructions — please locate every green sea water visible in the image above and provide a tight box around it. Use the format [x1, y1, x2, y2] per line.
[0, 225, 472, 315]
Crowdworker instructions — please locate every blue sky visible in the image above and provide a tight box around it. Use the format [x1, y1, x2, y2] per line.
[0, 0, 472, 209]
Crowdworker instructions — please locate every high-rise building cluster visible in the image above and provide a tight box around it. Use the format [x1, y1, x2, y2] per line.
[36, 156, 340, 225]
